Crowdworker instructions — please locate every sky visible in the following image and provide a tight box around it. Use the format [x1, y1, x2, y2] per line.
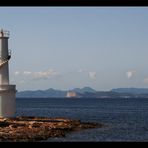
[0, 7, 148, 91]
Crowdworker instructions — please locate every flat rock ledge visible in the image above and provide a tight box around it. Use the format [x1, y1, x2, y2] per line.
[0, 116, 103, 142]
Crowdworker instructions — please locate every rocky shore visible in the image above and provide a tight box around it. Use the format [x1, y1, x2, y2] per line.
[0, 116, 103, 142]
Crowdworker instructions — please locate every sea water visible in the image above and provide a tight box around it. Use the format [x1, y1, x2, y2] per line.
[16, 98, 148, 142]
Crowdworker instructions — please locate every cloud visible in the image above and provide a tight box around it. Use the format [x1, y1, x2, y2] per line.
[77, 69, 87, 73]
[78, 69, 84, 73]
[14, 70, 32, 77]
[88, 71, 97, 80]
[33, 69, 57, 80]
[14, 71, 20, 76]
[23, 71, 32, 76]
[14, 69, 58, 80]
[126, 71, 135, 79]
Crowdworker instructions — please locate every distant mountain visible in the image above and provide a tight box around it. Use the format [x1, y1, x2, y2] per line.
[16, 87, 97, 98]
[111, 88, 148, 94]
[70, 86, 96, 94]
[16, 87, 148, 98]
[16, 88, 67, 98]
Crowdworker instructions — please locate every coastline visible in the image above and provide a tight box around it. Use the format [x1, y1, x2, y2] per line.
[0, 116, 103, 142]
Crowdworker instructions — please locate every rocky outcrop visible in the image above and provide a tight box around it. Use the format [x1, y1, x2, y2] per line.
[0, 116, 102, 142]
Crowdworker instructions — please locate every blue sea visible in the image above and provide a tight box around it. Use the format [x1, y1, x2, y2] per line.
[15, 97, 148, 142]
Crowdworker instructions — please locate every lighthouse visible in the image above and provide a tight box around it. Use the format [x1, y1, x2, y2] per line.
[0, 29, 16, 117]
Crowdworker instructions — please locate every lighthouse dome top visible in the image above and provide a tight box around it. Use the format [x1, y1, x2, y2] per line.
[0, 29, 10, 38]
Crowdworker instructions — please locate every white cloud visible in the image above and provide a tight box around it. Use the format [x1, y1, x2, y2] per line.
[78, 69, 83, 73]
[126, 71, 135, 79]
[88, 71, 97, 80]
[23, 71, 32, 76]
[77, 69, 87, 73]
[33, 69, 57, 80]
[14, 71, 20, 76]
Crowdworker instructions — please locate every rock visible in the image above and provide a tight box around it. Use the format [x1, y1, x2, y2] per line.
[0, 116, 102, 142]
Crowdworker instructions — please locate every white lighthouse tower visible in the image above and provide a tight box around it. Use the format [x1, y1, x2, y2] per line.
[0, 29, 16, 117]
